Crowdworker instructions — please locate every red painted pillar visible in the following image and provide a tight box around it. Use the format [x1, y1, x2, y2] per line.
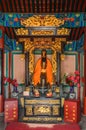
[78, 53, 80, 100]
[8, 52, 12, 98]
[0, 26, 5, 113]
[83, 27, 86, 114]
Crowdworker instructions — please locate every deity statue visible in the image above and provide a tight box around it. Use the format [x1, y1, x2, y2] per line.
[32, 49, 53, 97]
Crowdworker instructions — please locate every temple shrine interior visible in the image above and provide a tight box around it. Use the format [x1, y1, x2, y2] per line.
[0, 0, 86, 129]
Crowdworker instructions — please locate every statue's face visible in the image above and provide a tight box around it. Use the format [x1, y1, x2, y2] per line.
[42, 50, 46, 58]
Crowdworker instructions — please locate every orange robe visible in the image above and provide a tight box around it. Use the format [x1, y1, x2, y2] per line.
[33, 58, 53, 86]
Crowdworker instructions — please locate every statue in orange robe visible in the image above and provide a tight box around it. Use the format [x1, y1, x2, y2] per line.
[32, 50, 53, 87]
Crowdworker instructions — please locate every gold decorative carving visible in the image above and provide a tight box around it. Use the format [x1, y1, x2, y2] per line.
[25, 105, 33, 115]
[52, 105, 60, 115]
[55, 87, 60, 93]
[29, 47, 35, 73]
[34, 105, 51, 115]
[61, 54, 65, 60]
[23, 117, 62, 122]
[20, 54, 25, 60]
[21, 15, 64, 27]
[32, 30, 54, 35]
[25, 99, 60, 105]
[18, 38, 34, 73]
[15, 28, 28, 35]
[20, 97, 24, 108]
[57, 28, 70, 35]
[18, 38, 66, 73]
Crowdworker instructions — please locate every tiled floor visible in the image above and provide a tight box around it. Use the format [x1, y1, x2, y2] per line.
[79, 115, 86, 130]
[0, 114, 86, 130]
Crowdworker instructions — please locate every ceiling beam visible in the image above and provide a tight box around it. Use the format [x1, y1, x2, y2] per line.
[80, 0, 85, 12]
[16, 0, 22, 13]
[20, 0, 24, 13]
[25, 0, 29, 13]
[67, 0, 70, 12]
[32, 0, 35, 13]
[23, 0, 26, 13]
[78, 0, 82, 12]
[6, 0, 11, 12]
[54, 0, 56, 13]
[36, 0, 39, 13]
[49, 0, 52, 13]
[0, 1, 3, 11]
[41, 0, 43, 13]
[45, 0, 47, 13]
[30, 0, 32, 13]
[69, 0, 72, 12]
[58, 0, 61, 12]
[13, 0, 17, 12]
[28, 0, 31, 13]
[2, 0, 7, 12]
[65, 0, 67, 12]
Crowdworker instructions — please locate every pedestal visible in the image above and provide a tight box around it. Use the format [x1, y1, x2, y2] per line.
[23, 97, 62, 123]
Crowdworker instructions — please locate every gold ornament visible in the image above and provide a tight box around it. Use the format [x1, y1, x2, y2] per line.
[61, 54, 65, 60]
[15, 28, 28, 35]
[21, 15, 64, 27]
[57, 28, 70, 35]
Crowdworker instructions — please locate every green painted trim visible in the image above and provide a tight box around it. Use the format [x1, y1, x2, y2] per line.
[80, 52, 84, 86]
[75, 54, 78, 70]
[33, 49, 54, 55]
[12, 52, 14, 79]
[80, 53, 84, 77]
[6, 53, 8, 77]
[64, 51, 78, 55]
[12, 51, 23, 54]
[4, 52, 9, 86]
[18, 84, 25, 86]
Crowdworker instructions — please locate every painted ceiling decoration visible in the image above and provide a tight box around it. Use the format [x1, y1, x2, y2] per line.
[18, 37, 66, 52]
[0, 0, 85, 51]
[0, 0, 85, 13]
[4, 34, 16, 51]
[64, 35, 84, 52]
[0, 13, 85, 40]
[0, 13, 85, 28]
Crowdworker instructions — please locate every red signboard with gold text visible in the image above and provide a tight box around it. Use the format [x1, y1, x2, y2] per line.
[64, 99, 81, 123]
[4, 98, 18, 122]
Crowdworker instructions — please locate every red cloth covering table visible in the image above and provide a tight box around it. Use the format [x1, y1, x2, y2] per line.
[5, 122, 80, 130]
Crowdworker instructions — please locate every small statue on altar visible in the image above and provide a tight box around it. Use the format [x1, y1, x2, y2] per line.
[11, 79, 18, 93]
[32, 49, 53, 97]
